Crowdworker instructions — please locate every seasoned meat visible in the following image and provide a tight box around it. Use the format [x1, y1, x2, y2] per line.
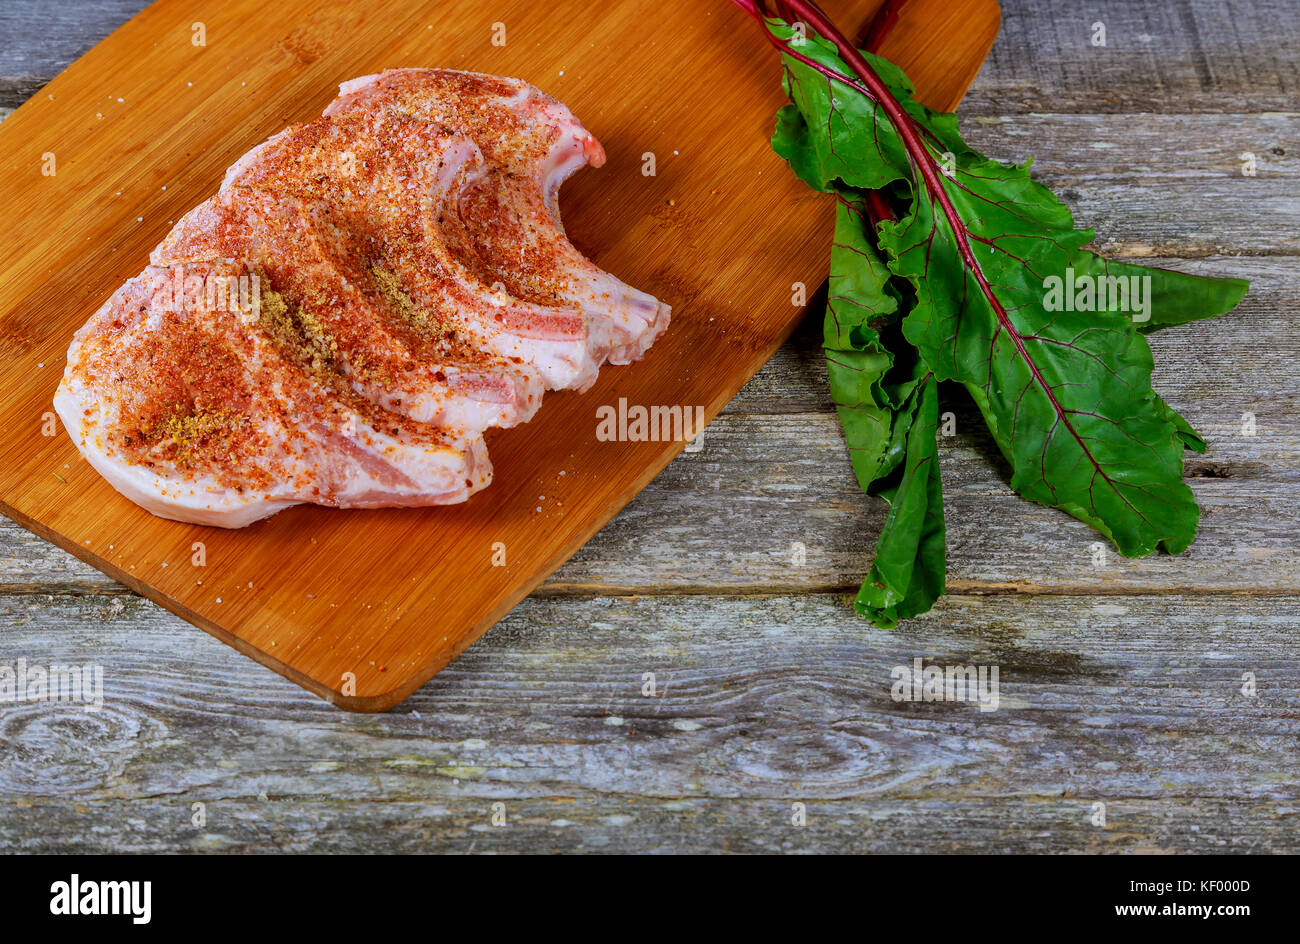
[56, 70, 669, 527]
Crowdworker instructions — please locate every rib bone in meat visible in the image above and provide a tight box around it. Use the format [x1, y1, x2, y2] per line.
[55, 70, 670, 527]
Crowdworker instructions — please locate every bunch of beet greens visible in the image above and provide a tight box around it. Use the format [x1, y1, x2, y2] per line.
[732, 0, 1249, 626]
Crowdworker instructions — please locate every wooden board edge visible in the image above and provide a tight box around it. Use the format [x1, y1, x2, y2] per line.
[1, 0, 1004, 713]
[0, 0, 167, 131]
[901, 0, 1001, 113]
[1, 403, 712, 712]
[333, 0, 1005, 712]
[957, 1, 1001, 109]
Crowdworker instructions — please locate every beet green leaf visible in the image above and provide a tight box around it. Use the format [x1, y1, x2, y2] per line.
[771, 27, 1248, 559]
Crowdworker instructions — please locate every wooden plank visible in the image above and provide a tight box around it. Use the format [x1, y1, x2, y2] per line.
[957, 114, 1299, 256]
[0, 0, 1001, 710]
[2, 591, 1295, 852]
[2, 796, 1292, 853]
[7, 796, 1297, 853]
[546, 441, 1300, 596]
[961, 0, 1300, 114]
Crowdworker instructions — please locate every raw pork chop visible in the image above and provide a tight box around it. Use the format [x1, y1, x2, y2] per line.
[156, 182, 549, 432]
[324, 70, 671, 365]
[216, 108, 603, 393]
[56, 70, 669, 527]
[55, 262, 490, 528]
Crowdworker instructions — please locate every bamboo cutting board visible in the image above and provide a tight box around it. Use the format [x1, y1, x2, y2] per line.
[0, 0, 999, 710]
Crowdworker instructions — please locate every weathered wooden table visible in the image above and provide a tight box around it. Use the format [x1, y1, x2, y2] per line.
[1, 0, 1296, 853]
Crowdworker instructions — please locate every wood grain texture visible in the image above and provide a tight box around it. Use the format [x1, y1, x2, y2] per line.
[2, 0, 1298, 854]
[5, 0, 1296, 114]
[0, 0, 150, 108]
[2, 592, 1295, 852]
[0, 0, 1000, 710]
[961, 0, 1300, 114]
